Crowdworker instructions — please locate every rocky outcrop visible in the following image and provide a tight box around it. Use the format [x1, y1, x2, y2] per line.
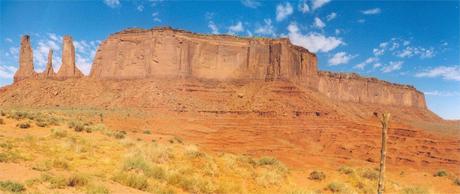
[316, 71, 426, 108]
[90, 27, 317, 81]
[56, 36, 83, 79]
[12, 27, 427, 109]
[39, 49, 55, 78]
[14, 35, 36, 82]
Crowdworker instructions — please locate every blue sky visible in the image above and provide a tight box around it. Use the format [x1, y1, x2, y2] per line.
[0, 0, 459, 119]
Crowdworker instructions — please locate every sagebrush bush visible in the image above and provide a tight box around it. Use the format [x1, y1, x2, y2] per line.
[113, 172, 149, 191]
[0, 118, 4, 125]
[338, 166, 354, 175]
[16, 122, 31, 129]
[67, 174, 89, 187]
[0, 180, 26, 192]
[401, 186, 429, 194]
[86, 184, 110, 194]
[51, 128, 67, 138]
[258, 157, 279, 166]
[326, 181, 345, 193]
[361, 168, 379, 180]
[434, 170, 448, 177]
[309, 171, 326, 181]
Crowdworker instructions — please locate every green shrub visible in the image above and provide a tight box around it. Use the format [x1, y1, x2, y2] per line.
[51, 128, 67, 138]
[113, 172, 149, 191]
[361, 168, 379, 180]
[309, 171, 326, 181]
[338, 166, 354, 175]
[455, 178, 460, 186]
[326, 182, 345, 193]
[67, 174, 89, 187]
[114, 131, 127, 139]
[35, 121, 48, 127]
[68, 120, 89, 132]
[258, 157, 279, 166]
[143, 130, 152, 134]
[52, 158, 70, 170]
[0, 180, 26, 192]
[16, 122, 30, 129]
[434, 170, 448, 177]
[32, 160, 52, 171]
[400, 186, 429, 194]
[86, 184, 110, 194]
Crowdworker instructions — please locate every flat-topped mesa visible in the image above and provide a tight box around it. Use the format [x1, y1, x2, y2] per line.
[14, 35, 36, 82]
[56, 36, 83, 80]
[90, 27, 317, 81]
[316, 71, 426, 108]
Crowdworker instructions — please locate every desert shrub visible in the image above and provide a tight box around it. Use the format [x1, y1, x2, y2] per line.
[0, 118, 4, 125]
[257, 156, 279, 166]
[143, 130, 152, 134]
[361, 168, 379, 180]
[0, 110, 5, 116]
[309, 171, 326, 181]
[52, 158, 70, 170]
[338, 166, 354, 175]
[32, 160, 52, 171]
[400, 186, 429, 194]
[255, 169, 284, 186]
[0, 180, 26, 192]
[114, 130, 127, 139]
[51, 128, 67, 138]
[35, 121, 48, 127]
[433, 169, 448, 177]
[0, 150, 24, 163]
[185, 144, 205, 158]
[16, 122, 30, 129]
[68, 120, 91, 132]
[44, 174, 67, 189]
[455, 178, 460, 186]
[67, 174, 89, 187]
[326, 181, 345, 193]
[113, 172, 149, 191]
[123, 154, 165, 180]
[9, 111, 30, 120]
[86, 184, 110, 194]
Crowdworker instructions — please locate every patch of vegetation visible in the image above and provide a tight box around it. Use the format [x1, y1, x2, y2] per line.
[86, 184, 110, 194]
[326, 181, 345, 193]
[32, 160, 52, 171]
[16, 122, 31, 129]
[400, 186, 429, 194]
[0, 118, 4, 125]
[51, 128, 67, 138]
[257, 156, 279, 166]
[455, 178, 460, 186]
[361, 168, 379, 180]
[113, 172, 149, 191]
[52, 158, 70, 170]
[338, 166, 354, 175]
[309, 171, 326, 181]
[68, 120, 90, 132]
[433, 169, 448, 177]
[0, 180, 26, 193]
[67, 174, 89, 187]
[143, 130, 152, 134]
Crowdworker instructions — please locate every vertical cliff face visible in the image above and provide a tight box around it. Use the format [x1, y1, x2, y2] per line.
[90, 27, 317, 81]
[316, 72, 427, 108]
[14, 35, 36, 82]
[56, 36, 83, 79]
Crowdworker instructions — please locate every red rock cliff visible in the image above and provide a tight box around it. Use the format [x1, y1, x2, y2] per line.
[14, 35, 36, 82]
[90, 27, 317, 81]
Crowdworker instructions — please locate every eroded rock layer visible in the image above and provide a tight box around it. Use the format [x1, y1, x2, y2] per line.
[90, 27, 317, 81]
[56, 36, 83, 79]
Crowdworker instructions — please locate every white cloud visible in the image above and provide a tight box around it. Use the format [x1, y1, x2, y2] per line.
[424, 90, 460, 97]
[373, 48, 384, 56]
[396, 46, 435, 59]
[241, 0, 261, 8]
[313, 17, 326, 29]
[312, 0, 331, 10]
[298, 0, 310, 13]
[4, 38, 13, 43]
[328, 52, 356, 66]
[354, 57, 378, 69]
[288, 23, 343, 53]
[326, 12, 337, 21]
[335, 29, 341, 35]
[415, 66, 460, 81]
[362, 8, 381, 15]
[208, 21, 219, 34]
[255, 19, 276, 36]
[137, 5, 144, 12]
[276, 2, 293, 21]
[73, 40, 99, 75]
[152, 12, 161, 22]
[373, 63, 382, 68]
[357, 19, 365, 23]
[103, 0, 120, 8]
[0, 65, 17, 79]
[381, 61, 403, 73]
[228, 21, 244, 35]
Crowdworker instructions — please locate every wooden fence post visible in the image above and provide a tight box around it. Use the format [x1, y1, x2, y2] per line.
[377, 113, 391, 194]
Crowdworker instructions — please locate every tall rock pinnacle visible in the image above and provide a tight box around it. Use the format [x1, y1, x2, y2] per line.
[56, 36, 83, 79]
[41, 48, 55, 78]
[14, 35, 35, 82]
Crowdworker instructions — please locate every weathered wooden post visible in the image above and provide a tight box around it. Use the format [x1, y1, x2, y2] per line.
[377, 113, 391, 194]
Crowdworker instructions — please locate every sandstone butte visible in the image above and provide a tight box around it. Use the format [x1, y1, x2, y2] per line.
[3, 27, 459, 176]
[13, 27, 425, 109]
